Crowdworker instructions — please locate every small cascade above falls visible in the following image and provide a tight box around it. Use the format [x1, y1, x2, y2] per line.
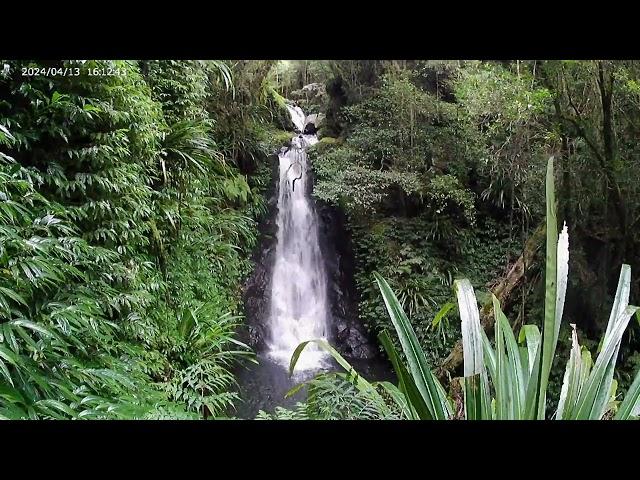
[286, 104, 306, 133]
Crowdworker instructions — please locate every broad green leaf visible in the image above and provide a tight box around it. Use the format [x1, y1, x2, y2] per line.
[36, 399, 77, 419]
[0, 287, 28, 308]
[0, 382, 26, 405]
[178, 307, 197, 339]
[10, 318, 58, 340]
[0, 124, 15, 140]
[0, 344, 19, 366]
[0, 357, 13, 386]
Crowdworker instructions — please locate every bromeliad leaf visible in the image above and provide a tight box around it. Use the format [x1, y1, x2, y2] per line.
[375, 272, 450, 419]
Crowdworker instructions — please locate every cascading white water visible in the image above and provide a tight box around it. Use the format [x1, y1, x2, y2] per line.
[267, 105, 329, 371]
[286, 104, 306, 133]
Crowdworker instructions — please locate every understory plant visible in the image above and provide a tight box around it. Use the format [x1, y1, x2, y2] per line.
[0, 60, 265, 419]
[291, 157, 640, 420]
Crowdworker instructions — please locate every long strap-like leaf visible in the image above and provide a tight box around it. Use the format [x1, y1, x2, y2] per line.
[615, 366, 640, 420]
[456, 279, 492, 419]
[538, 157, 562, 419]
[379, 330, 428, 420]
[374, 272, 449, 419]
[492, 295, 526, 419]
[574, 304, 638, 419]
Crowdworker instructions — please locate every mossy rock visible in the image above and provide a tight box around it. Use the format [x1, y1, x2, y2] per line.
[310, 136, 342, 154]
[274, 129, 293, 146]
[262, 128, 293, 153]
[318, 136, 340, 145]
[317, 124, 343, 140]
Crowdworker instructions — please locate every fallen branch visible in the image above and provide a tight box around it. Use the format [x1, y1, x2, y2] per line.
[436, 223, 546, 382]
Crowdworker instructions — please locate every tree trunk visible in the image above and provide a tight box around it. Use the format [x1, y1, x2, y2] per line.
[597, 61, 627, 238]
[550, 92, 572, 226]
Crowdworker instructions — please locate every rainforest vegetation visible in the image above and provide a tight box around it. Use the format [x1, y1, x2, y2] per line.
[1, 59, 640, 420]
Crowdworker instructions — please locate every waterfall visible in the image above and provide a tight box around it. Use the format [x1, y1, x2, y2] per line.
[267, 105, 329, 371]
[286, 104, 306, 133]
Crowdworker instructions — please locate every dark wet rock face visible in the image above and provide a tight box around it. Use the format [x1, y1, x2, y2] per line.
[302, 113, 325, 135]
[242, 251, 272, 350]
[316, 200, 379, 360]
[303, 122, 317, 135]
[238, 154, 280, 351]
[335, 319, 377, 358]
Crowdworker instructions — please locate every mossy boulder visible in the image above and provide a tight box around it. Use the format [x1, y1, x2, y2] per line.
[262, 128, 293, 153]
[309, 136, 342, 154]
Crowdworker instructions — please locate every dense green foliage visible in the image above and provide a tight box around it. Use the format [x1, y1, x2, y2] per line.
[286, 60, 640, 387]
[0, 60, 282, 419]
[286, 159, 640, 420]
[3, 59, 640, 420]
[305, 63, 532, 362]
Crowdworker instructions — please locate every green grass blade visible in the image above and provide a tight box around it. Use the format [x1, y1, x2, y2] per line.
[537, 157, 570, 419]
[374, 272, 449, 419]
[614, 366, 640, 420]
[379, 330, 431, 419]
[432, 302, 455, 328]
